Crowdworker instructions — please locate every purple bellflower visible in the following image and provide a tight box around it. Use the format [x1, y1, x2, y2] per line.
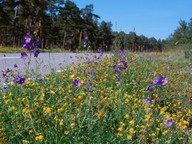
[74, 79, 81, 87]
[21, 52, 28, 60]
[33, 49, 40, 57]
[165, 119, 173, 127]
[145, 97, 152, 105]
[15, 75, 25, 84]
[14, 64, 18, 68]
[152, 76, 168, 86]
[146, 85, 153, 92]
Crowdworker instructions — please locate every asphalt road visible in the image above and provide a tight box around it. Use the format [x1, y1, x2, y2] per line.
[0, 52, 112, 89]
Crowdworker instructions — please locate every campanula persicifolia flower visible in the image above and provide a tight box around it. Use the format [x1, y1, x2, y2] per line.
[118, 77, 123, 82]
[23, 42, 33, 51]
[23, 33, 33, 51]
[165, 119, 173, 127]
[145, 97, 151, 105]
[85, 36, 88, 41]
[74, 79, 81, 87]
[120, 60, 128, 68]
[84, 36, 88, 48]
[14, 64, 18, 68]
[24, 33, 32, 43]
[6, 68, 10, 73]
[98, 48, 103, 54]
[22, 33, 41, 57]
[146, 85, 153, 92]
[3, 73, 6, 77]
[33, 49, 40, 57]
[15, 75, 25, 84]
[34, 40, 41, 48]
[152, 76, 167, 86]
[21, 52, 28, 60]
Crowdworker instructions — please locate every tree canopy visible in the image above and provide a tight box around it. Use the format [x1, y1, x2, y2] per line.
[0, 0, 191, 52]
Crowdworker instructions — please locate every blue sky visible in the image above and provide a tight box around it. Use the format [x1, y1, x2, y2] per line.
[72, 0, 192, 40]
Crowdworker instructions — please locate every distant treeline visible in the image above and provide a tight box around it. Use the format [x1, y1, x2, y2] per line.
[0, 0, 191, 51]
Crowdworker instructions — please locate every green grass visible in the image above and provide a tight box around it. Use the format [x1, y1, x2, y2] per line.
[0, 49, 191, 143]
[0, 47, 28, 53]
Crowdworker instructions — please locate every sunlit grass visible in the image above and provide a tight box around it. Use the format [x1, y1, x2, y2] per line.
[0, 47, 28, 53]
[0, 46, 111, 53]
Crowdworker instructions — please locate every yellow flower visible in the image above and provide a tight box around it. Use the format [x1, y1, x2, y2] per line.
[120, 122, 126, 127]
[101, 97, 107, 103]
[124, 114, 129, 119]
[129, 120, 135, 126]
[3, 95, 6, 99]
[28, 130, 33, 134]
[9, 106, 15, 111]
[70, 74, 74, 79]
[130, 128, 135, 134]
[5, 99, 9, 104]
[40, 97, 44, 101]
[64, 131, 69, 135]
[64, 102, 68, 107]
[70, 65, 75, 71]
[118, 127, 123, 132]
[127, 135, 132, 140]
[96, 104, 101, 109]
[50, 90, 55, 95]
[35, 135, 44, 141]
[59, 121, 64, 126]
[182, 120, 189, 125]
[97, 110, 105, 118]
[76, 96, 82, 104]
[100, 91, 105, 97]
[162, 130, 168, 135]
[22, 108, 28, 114]
[70, 123, 75, 129]
[156, 127, 160, 131]
[117, 132, 123, 137]
[57, 108, 64, 113]
[22, 139, 29, 143]
[44, 107, 52, 114]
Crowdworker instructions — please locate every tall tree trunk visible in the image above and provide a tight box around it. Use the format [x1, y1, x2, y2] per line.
[79, 31, 82, 46]
[62, 31, 67, 49]
[0, 30, 2, 46]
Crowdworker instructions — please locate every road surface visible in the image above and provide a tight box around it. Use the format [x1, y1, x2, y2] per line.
[0, 52, 112, 89]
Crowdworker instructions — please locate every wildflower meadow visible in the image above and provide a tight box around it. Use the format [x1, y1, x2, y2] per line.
[0, 34, 192, 143]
